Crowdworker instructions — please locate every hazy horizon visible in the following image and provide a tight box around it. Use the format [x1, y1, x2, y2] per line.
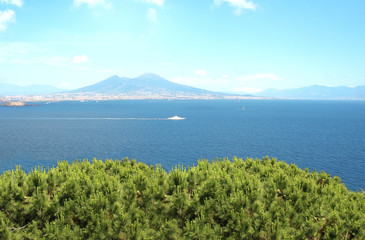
[1, 0, 364, 93]
[1, 73, 364, 94]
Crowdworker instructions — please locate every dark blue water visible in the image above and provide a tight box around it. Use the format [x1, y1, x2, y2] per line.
[0, 100, 364, 191]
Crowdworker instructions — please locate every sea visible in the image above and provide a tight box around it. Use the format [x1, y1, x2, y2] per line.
[0, 100, 364, 191]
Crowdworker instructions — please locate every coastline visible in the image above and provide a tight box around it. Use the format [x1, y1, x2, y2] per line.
[2, 101, 27, 107]
[2, 93, 364, 103]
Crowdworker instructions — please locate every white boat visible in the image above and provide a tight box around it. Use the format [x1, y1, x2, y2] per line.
[168, 115, 186, 120]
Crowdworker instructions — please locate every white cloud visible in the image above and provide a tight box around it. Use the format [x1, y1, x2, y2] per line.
[73, 54, 89, 64]
[215, 0, 257, 15]
[0, 0, 23, 7]
[73, 0, 111, 8]
[147, 8, 157, 22]
[0, 9, 15, 31]
[59, 82, 71, 89]
[236, 73, 281, 81]
[223, 74, 229, 78]
[194, 69, 207, 77]
[143, 0, 164, 6]
[232, 86, 262, 93]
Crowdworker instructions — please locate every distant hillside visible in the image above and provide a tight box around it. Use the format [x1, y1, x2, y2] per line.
[71, 73, 225, 97]
[0, 83, 64, 95]
[256, 85, 365, 100]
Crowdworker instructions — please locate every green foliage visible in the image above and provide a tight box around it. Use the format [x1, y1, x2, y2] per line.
[0, 157, 364, 239]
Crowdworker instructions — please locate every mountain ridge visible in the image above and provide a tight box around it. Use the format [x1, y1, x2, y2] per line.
[70, 73, 225, 97]
[1, 74, 364, 100]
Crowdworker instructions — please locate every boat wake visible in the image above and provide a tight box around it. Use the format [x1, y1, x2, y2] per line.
[1, 117, 186, 121]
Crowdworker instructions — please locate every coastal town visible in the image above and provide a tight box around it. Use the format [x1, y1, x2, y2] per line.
[0, 92, 262, 104]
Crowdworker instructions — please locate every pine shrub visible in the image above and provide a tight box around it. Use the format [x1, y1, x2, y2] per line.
[0, 157, 364, 239]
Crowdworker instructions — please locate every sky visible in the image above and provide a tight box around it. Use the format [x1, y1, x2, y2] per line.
[0, 0, 364, 93]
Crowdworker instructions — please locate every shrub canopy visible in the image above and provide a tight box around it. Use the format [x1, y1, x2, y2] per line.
[1, 157, 364, 239]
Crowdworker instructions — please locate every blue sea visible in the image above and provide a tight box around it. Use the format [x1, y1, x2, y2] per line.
[0, 100, 364, 191]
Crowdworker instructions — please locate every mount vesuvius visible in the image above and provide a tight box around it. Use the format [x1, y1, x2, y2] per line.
[70, 73, 227, 98]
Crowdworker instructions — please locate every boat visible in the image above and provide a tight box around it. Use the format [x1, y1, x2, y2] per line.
[168, 115, 186, 120]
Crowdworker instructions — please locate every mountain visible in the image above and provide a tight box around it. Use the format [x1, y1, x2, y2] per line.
[256, 85, 365, 100]
[0, 83, 64, 95]
[71, 73, 224, 97]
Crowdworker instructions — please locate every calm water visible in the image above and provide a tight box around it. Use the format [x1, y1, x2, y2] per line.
[0, 100, 364, 191]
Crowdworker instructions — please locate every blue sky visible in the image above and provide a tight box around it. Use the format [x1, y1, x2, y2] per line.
[0, 0, 364, 93]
